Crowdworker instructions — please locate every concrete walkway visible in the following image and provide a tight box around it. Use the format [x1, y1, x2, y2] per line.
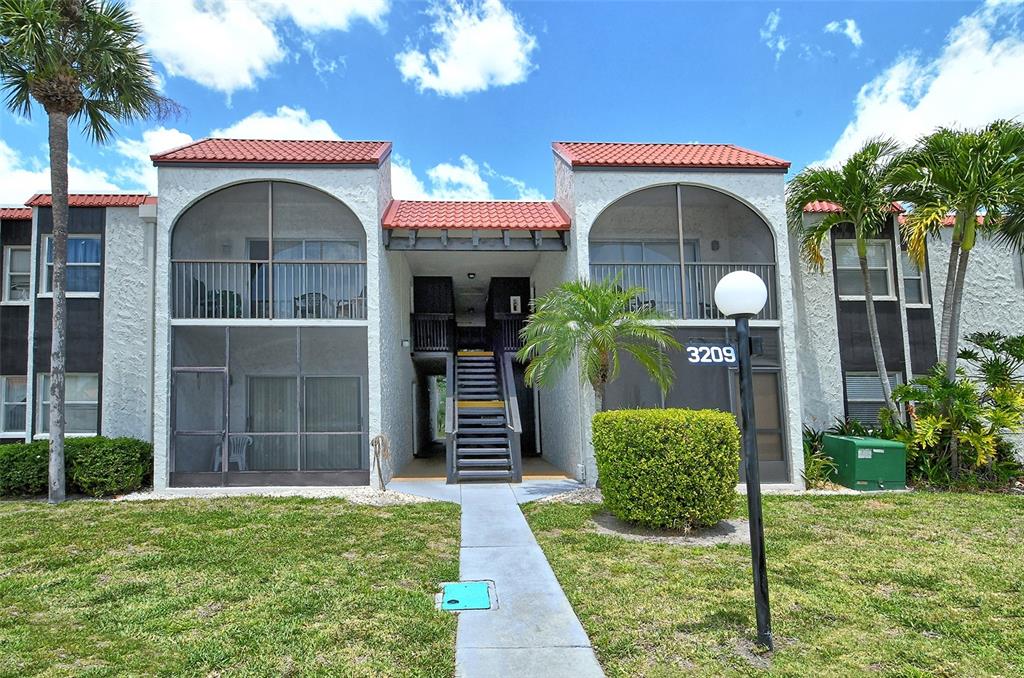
[457, 484, 603, 677]
[391, 478, 604, 677]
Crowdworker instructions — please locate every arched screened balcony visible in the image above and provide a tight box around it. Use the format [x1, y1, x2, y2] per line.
[171, 181, 367, 320]
[589, 185, 777, 320]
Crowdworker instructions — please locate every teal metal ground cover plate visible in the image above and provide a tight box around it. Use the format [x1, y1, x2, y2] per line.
[441, 581, 492, 611]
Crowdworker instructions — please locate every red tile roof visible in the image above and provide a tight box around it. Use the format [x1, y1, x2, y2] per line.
[25, 193, 151, 207]
[803, 201, 904, 214]
[151, 138, 392, 165]
[897, 213, 983, 227]
[0, 207, 32, 220]
[382, 200, 571, 230]
[552, 142, 790, 170]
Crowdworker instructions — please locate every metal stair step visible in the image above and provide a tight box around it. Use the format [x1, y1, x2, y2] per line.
[457, 469, 513, 481]
[457, 407, 504, 416]
[458, 458, 511, 468]
[455, 426, 507, 434]
[456, 436, 508, 445]
[457, 447, 510, 456]
[459, 419, 506, 427]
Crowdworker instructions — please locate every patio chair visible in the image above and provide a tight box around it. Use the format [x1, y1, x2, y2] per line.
[212, 436, 252, 472]
[294, 292, 330, 319]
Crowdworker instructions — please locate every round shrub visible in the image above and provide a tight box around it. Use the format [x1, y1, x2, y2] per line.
[67, 437, 152, 497]
[593, 408, 741, 529]
[0, 441, 50, 496]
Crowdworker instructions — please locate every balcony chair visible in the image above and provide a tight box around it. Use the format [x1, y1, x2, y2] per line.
[212, 435, 252, 472]
[294, 292, 330, 319]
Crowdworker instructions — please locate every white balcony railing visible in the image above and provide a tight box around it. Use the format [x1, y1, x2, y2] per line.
[590, 262, 777, 321]
[172, 260, 367, 320]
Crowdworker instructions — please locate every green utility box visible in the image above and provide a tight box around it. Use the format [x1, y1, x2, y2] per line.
[822, 435, 907, 491]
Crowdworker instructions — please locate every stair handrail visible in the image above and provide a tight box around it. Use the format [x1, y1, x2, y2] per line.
[499, 351, 524, 482]
[444, 352, 458, 483]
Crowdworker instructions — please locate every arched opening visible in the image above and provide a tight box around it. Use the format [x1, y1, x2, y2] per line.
[589, 184, 776, 320]
[590, 184, 790, 482]
[171, 181, 367, 319]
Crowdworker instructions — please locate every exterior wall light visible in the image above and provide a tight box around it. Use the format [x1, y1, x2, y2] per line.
[714, 270, 773, 651]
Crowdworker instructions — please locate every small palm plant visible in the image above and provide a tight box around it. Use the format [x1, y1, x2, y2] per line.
[786, 137, 906, 418]
[515, 277, 681, 412]
[0, 0, 178, 503]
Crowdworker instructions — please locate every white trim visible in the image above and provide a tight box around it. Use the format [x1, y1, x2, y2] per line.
[899, 249, 930, 308]
[38, 234, 102, 298]
[36, 372, 100, 435]
[651, 319, 781, 328]
[834, 238, 896, 301]
[2, 245, 31, 305]
[33, 432, 98, 440]
[0, 375, 28, 436]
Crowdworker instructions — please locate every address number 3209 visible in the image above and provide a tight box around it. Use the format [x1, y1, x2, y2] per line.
[685, 345, 736, 364]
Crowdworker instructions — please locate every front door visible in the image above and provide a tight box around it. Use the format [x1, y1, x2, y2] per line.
[170, 367, 228, 487]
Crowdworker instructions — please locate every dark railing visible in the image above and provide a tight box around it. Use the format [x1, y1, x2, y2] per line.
[589, 262, 778, 321]
[411, 313, 454, 352]
[494, 313, 527, 353]
[499, 352, 523, 483]
[172, 260, 367, 320]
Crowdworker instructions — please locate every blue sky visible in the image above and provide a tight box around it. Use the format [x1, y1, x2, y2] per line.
[2, 0, 1023, 205]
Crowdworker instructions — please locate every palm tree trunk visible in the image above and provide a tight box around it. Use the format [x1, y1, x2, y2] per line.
[593, 382, 605, 413]
[944, 247, 971, 380]
[937, 233, 961, 366]
[47, 111, 69, 505]
[859, 253, 897, 416]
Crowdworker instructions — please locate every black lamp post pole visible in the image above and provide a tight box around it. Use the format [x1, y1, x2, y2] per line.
[735, 314, 773, 650]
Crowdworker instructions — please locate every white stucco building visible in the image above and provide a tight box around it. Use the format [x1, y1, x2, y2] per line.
[2, 138, 1022, 485]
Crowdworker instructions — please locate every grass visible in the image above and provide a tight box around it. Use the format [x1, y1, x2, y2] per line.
[0, 497, 459, 677]
[524, 492, 1024, 677]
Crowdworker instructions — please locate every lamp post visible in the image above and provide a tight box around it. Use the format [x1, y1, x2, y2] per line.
[714, 270, 773, 651]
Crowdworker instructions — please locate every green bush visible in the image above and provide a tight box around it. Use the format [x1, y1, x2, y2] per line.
[0, 441, 49, 496]
[0, 436, 152, 498]
[593, 409, 741, 529]
[68, 437, 151, 497]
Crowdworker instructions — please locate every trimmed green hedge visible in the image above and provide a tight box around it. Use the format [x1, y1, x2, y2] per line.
[593, 408, 741, 529]
[0, 436, 152, 497]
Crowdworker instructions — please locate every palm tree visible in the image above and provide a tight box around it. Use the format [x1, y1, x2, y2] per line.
[515, 277, 681, 412]
[0, 0, 178, 503]
[899, 121, 1024, 380]
[786, 137, 905, 417]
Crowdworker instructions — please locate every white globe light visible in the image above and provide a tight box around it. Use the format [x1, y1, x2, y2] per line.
[714, 270, 768, 318]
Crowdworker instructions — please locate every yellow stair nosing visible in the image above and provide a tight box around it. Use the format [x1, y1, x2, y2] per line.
[458, 350, 494, 357]
[458, 400, 505, 408]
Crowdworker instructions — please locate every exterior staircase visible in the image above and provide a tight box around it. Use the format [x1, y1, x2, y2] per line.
[453, 350, 514, 482]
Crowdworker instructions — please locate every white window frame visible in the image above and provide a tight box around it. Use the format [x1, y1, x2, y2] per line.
[1, 375, 28, 435]
[38, 234, 102, 298]
[835, 239, 896, 302]
[900, 250, 930, 308]
[845, 371, 902, 424]
[34, 372, 99, 437]
[2, 245, 31, 305]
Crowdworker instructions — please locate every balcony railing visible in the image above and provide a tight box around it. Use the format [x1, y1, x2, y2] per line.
[411, 313, 454, 352]
[590, 262, 777, 321]
[172, 260, 367, 320]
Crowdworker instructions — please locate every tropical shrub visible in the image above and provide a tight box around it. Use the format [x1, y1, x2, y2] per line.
[0, 436, 152, 497]
[893, 332, 1024, 487]
[593, 409, 740, 529]
[801, 426, 837, 488]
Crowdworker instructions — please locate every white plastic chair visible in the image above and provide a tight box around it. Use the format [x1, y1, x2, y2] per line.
[212, 436, 252, 471]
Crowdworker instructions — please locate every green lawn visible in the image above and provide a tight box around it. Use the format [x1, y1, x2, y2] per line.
[0, 498, 459, 677]
[525, 493, 1024, 677]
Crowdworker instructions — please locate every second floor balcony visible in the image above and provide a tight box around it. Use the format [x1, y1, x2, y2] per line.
[172, 260, 367, 320]
[589, 261, 778, 321]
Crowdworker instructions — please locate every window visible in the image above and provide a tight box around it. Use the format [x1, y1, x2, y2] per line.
[1, 376, 27, 434]
[845, 372, 902, 424]
[41, 236, 101, 296]
[834, 239, 894, 300]
[37, 373, 99, 434]
[3, 246, 31, 303]
[590, 240, 682, 264]
[900, 251, 929, 306]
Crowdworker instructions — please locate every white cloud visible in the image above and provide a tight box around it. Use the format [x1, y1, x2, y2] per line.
[760, 8, 788, 62]
[210, 106, 341, 140]
[396, 0, 537, 96]
[114, 127, 195, 194]
[818, 0, 1024, 167]
[825, 18, 864, 48]
[0, 139, 123, 205]
[130, 0, 388, 94]
[391, 153, 544, 200]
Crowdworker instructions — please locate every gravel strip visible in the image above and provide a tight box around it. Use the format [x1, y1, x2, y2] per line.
[116, 486, 432, 505]
[535, 487, 603, 504]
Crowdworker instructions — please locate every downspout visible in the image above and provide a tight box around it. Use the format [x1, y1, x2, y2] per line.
[24, 208, 39, 442]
